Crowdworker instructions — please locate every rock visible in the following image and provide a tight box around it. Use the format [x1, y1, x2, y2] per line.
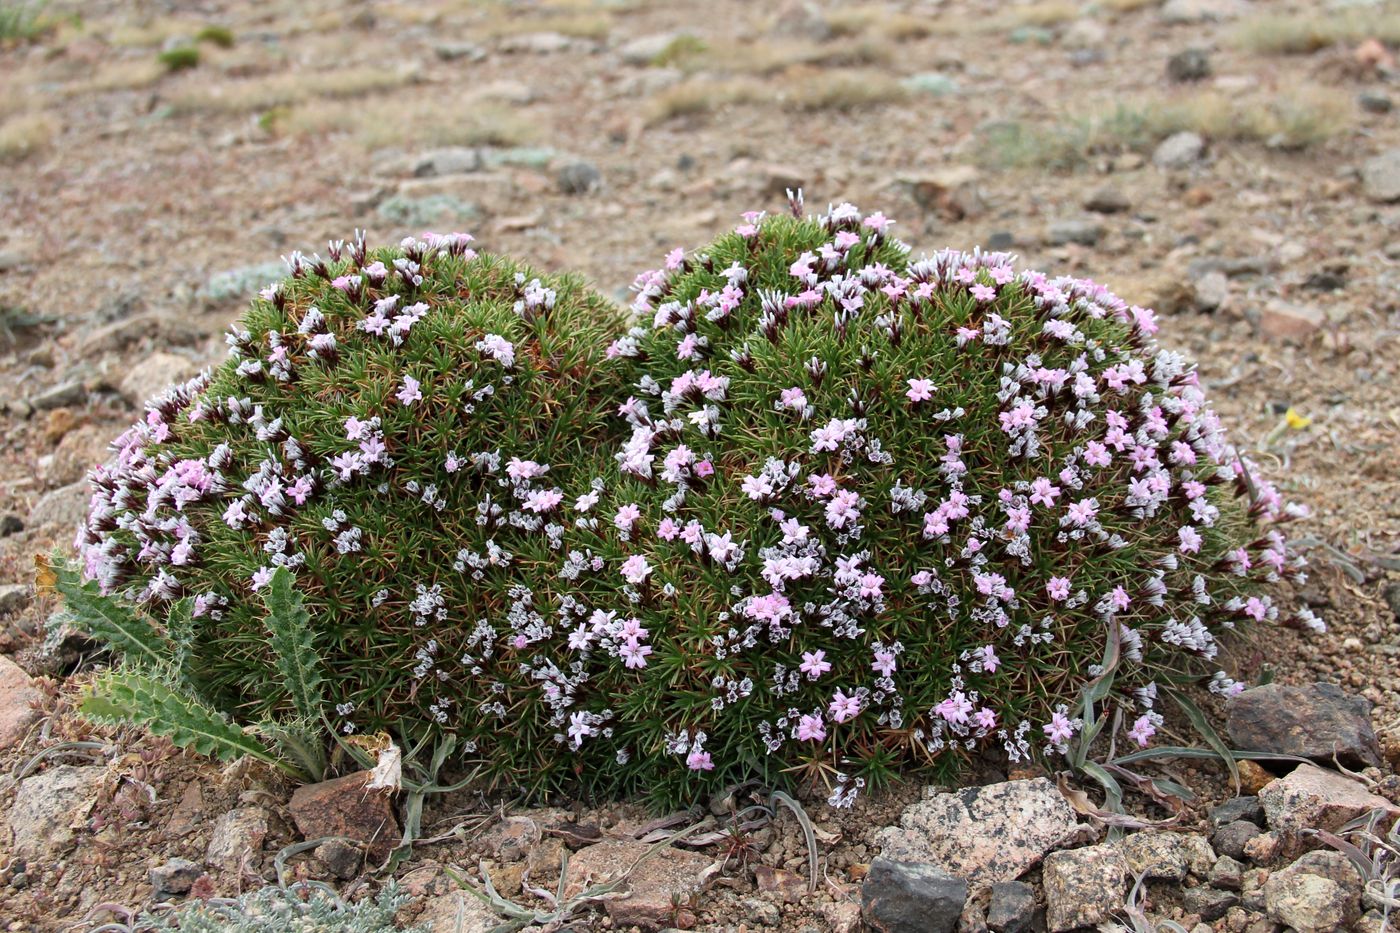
[1184, 886, 1238, 921]
[0, 513, 22, 536]
[205, 806, 270, 874]
[28, 380, 86, 412]
[201, 261, 287, 304]
[1047, 217, 1104, 247]
[899, 166, 983, 220]
[1384, 581, 1400, 622]
[480, 146, 557, 170]
[747, 162, 808, 200]
[1160, 0, 1246, 24]
[0, 655, 43, 751]
[1062, 18, 1107, 51]
[1190, 270, 1229, 312]
[754, 865, 806, 903]
[1167, 48, 1211, 82]
[557, 161, 602, 195]
[618, 32, 685, 66]
[820, 900, 862, 933]
[316, 839, 362, 880]
[1359, 91, 1393, 114]
[986, 880, 1035, 933]
[1258, 763, 1400, 836]
[742, 895, 782, 926]
[0, 250, 25, 272]
[986, 232, 1016, 251]
[1259, 299, 1324, 341]
[874, 778, 1079, 888]
[411, 147, 483, 177]
[434, 41, 486, 62]
[288, 771, 399, 863]
[1154, 131, 1205, 168]
[1361, 150, 1400, 203]
[770, 0, 831, 41]
[1120, 831, 1214, 881]
[29, 481, 90, 531]
[1264, 850, 1363, 931]
[8, 765, 104, 859]
[119, 351, 196, 408]
[1210, 855, 1245, 890]
[1226, 682, 1382, 769]
[902, 73, 960, 97]
[861, 857, 968, 933]
[414, 890, 500, 933]
[1242, 831, 1282, 863]
[0, 584, 29, 616]
[1042, 845, 1128, 933]
[1211, 820, 1262, 860]
[498, 31, 579, 54]
[564, 839, 710, 930]
[1083, 187, 1130, 214]
[377, 194, 479, 229]
[150, 858, 203, 900]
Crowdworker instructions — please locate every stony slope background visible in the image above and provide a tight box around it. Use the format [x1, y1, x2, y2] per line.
[1, 0, 1399, 930]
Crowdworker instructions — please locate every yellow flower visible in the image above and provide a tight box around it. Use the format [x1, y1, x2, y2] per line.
[1284, 408, 1312, 430]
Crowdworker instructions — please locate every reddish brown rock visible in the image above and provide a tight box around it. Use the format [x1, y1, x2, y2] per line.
[1258, 764, 1400, 836]
[288, 771, 399, 863]
[0, 655, 42, 751]
[1226, 682, 1382, 769]
[564, 839, 710, 930]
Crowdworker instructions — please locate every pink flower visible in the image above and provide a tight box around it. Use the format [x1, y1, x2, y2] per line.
[665, 247, 685, 270]
[1044, 711, 1076, 745]
[621, 554, 652, 585]
[694, 460, 714, 478]
[657, 518, 680, 540]
[935, 691, 973, 724]
[977, 645, 1000, 672]
[686, 749, 714, 771]
[1127, 715, 1156, 747]
[396, 374, 422, 406]
[1178, 525, 1202, 554]
[970, 283, 996, 303]
[1030, 477, 1061, 507]
[1046, 576, 1071, 601]
[799, 650, 832, 679]
[828, 690, 861, 724]
[974, 707, 997, 730]
[523, 489, 563, 513]
[906, 378, 935, 403]
[797, 714, 826, 742]
[620, 640, 652, 669]
[779, 387, 807, 410]
[862, 212, 893, 233]
[1110, 586, 1131, 612]
[614, 503, 642, 532]
[1065, 497, 1099, 527]
[872, 648, 897, 677]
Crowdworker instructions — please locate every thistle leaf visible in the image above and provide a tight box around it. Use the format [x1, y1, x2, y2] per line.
[81, 669, 290, 772]
[46, 554, 169, 668]
[261, 567, 325, 723]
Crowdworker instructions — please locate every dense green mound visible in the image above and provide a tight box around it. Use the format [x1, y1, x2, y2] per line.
[71, 213, 1312, 805]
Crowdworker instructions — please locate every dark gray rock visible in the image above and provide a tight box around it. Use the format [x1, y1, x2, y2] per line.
[1209, 855, 1244, 891]
[1047, 218, 1104, 247]
[315, 840, 362, 880]
[0, 514, 21, 536]
[28, 381, 85, 412]
[1226, 682, 1382, 768]
[1184, 886, 1237, 921]
[986, 232, 1016, 251]
[986, 880, 1035, 933]
[150, 858, 203, 900]
[1382, 581, 1400, 622]
[1211, 820, 1262, 860]
[861, 857, 969, 933]
[557, 161, 602, 195]
[1209, 796, 1263, 828]
[1167, 48, 1211, 82]
[1360, 91, 1393, 114]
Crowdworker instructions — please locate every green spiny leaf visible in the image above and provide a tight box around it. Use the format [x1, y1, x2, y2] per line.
[49, 554, 170, 668]
[261, 567, 325, 723]
[80, 669, 293, 773]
